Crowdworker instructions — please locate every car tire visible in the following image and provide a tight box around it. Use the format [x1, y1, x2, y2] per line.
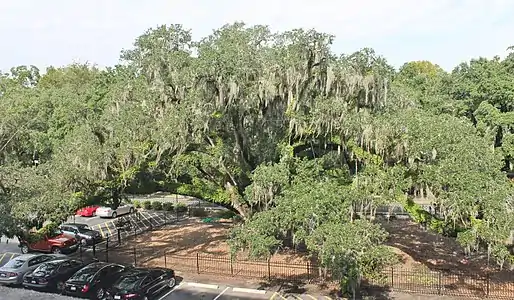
[56, 281, 65, 293]
[51, 247, 62, 254]
[111, 212, 117, 218]
[20, 244, 29, 254]
[167, 277, 176, 288]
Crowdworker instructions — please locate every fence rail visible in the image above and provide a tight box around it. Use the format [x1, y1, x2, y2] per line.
[87, 244, 514, 299]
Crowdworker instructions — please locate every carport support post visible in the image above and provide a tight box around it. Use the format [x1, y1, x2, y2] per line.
[92, 242, 96, 257]
[117, 229, 121, 245]
[133, 246, 137, 266]
[105, 237, 109, 262]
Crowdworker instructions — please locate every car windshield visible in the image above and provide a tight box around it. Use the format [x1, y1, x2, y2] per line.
[68, 265, 99, 282]
[113, 274, 145, 291]
[4, 259, 25, 269]
[34, 261, 61, 273]
[47, 228, 63, 238]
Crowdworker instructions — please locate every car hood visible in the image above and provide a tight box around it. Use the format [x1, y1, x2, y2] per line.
[0, 267, 22, 273]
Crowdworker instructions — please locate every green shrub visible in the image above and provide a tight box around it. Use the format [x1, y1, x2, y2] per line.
[191, 207, 208, 217]
[132, 200, 141, 208]
[162, 202, 174, 212]
[174, 202, 187, 213]
[151, 201, 163, 210]
[215, 210, 236, 219]
[142, 200, 152, 209]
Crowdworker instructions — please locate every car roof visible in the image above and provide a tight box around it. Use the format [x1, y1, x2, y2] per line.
[46, 258, 73, 264]
[119, 268, 150, 276]
[15, 254, 38, 260]
[62, 223, 88, 226]
[88, 262, 123, 269]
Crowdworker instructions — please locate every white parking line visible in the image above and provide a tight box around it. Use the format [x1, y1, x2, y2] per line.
[157, 281, 184, 300]
[214, 287, 229, 300]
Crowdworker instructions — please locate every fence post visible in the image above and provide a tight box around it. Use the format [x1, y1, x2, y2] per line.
[390, 267, 394, 288]
[105, 237, 109, 262]
[438, 271, 442, 295]
[164, 249, 167, 269]
[117, 229, 121, 246]
[486, 273, 490, 297]
[307, 262, 310, 281]
[230, 256, 233, 276]
[196, 253, 200, 274]
[267, 257, 271, 281]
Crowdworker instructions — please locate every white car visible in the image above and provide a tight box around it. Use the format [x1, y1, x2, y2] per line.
[95, 201, 134, 218]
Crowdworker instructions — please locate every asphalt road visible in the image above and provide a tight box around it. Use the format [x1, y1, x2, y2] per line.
[160, 282, 333, 300]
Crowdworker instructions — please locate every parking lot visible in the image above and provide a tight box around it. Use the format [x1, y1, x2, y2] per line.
[160, 282, 334, 300]
[0, 250, 333, 299]
[0, 252, 20, 267]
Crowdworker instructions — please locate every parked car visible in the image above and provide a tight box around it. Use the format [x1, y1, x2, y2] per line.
[60, 223, 103, 246]
[63, 262, 127, 299]
[108, 268, 176, 300]
[22, 258, 91, 292]
[0, 254, 64, 285]
[76, 205, 100, 217]
[19, 228, 78, 254]
[96, 201, 135, 218]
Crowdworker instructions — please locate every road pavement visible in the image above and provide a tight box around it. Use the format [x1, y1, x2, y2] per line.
[159, 282, 333, 300]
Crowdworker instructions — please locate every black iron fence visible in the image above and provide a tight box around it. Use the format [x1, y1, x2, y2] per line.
[72, 208, 514, 299]
[363, 267, 514, 299]
[87, 243, 514, 299]
[72, 209, 187, 262]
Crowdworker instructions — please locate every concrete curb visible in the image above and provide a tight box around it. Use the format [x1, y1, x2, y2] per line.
[187, 282, 219, 289]
[232, 287, 266, 294]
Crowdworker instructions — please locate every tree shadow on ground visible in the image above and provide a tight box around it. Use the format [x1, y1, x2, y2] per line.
[379, 219, 514, 296]
[380, 219, 484, 273]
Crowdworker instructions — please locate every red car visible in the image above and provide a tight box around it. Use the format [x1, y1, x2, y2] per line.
[75, 205, 99, 217]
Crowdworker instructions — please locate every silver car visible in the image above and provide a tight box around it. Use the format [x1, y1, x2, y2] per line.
[95, 200, 135, 218]
[0, 254, 65, 285]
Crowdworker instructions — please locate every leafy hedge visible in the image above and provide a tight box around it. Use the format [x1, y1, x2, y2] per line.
[22, 223, 60, 244]
[134, 200, 188, 213]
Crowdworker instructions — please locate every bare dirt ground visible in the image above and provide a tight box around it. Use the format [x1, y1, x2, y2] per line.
[380, 220, 514, 299]
[105, 218, 513, 299]
[381, 220, 493, 273]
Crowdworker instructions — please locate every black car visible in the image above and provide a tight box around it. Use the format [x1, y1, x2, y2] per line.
[60, 223, 103, 246]
[22, 258, 91, 292]
[108, 268, 176, 300]
[63, 262, 126, 299]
